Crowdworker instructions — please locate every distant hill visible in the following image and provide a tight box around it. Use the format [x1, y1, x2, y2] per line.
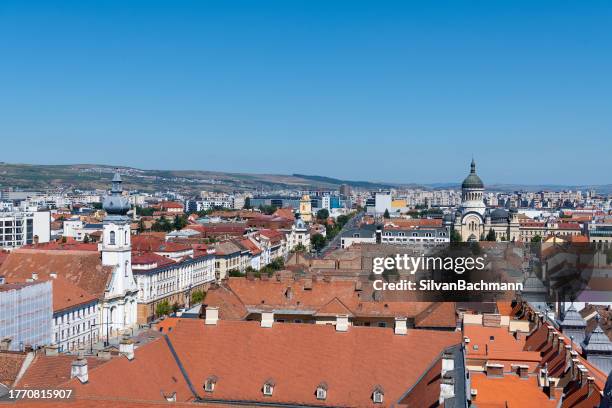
[0, 163, 400, 194]
[0, 163, 609, 195]
[291, 174, 402, 190]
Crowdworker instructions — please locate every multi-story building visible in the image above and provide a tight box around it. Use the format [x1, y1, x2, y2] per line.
[0, 280, 52, 351]
[0, 209, 50, 249]
[132, 251, 215, 324]
[51, 276, 99, 352]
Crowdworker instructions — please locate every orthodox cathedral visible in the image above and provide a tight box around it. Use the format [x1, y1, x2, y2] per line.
[449, 159, 520, 242]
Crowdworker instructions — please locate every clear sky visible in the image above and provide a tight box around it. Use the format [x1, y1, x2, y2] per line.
[1, 1, 611, 185]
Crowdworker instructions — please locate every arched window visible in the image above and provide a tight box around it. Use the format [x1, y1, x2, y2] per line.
[109, 231, 116, 245]
[125, 231, 128, 245]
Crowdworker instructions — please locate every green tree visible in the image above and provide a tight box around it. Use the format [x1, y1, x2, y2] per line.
[257, 205, 275, 215]
[336, 214, 350, 228]
[191, 290, 205, 304]
[136, 206, 155, 216]
[173, 215, 188, 230]
[152, 216, 173, 232]
[531, 235, 542, 243]
[138, 218, 146, 233]
[229, 269, 245, 277]
[243, 197, 252, 210]
[155, 301, 171, 317]
[292, 243, 307, 253]
[486, 229, 496, 241]
[383, 209, 390, 219]
[316, 209, 329, 221]
[311, 233, 326, 251]
[450, 230, 462, 242]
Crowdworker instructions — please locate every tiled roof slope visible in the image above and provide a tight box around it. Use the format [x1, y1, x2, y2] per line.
[168, 319, 462, 407]
[0, 249, 112, 299]
[205, 278, 456, 328]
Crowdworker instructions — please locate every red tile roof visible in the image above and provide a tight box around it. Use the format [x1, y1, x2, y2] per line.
[0, 249, 112, 299]
[205, 278, 457, 328]
[471, 372, 556, 407]
[168, 319, 461, 406]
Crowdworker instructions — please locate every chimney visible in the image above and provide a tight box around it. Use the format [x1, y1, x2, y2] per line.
[336, 314, 349, 332]
[70, 349, 88, 384]
[45, 344, 59, 356]
[205, 306, 219, 326]
[439, 373, 455, 405]
[50, 273, 57, 279]
[0, 338, 12, 351]
[515, 330, 524, 341]
[557, 336, 565, 353]
[441, 350, 455, 377]
[571, 358, 580, 380]
[549, 386, 564, 400]
[470, 389, 478, 402]
[587, 377, 596, 397]
[513, 364, 529, 378]
[31, 272, 38, 281]
[578, 366, 588, 386]
[485, 363, 504, 377]
[119, 335, 135, 361]
[261, 311, 274, 328]
[394, 317, 407, 335]
[552, 332, 559, 350]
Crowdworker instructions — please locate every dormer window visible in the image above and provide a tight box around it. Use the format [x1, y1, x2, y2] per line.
[316, 382, 328, 400]
[204, 375, 218, 393]
[263, 379, 275, 396]
[372, 386, 384, 404]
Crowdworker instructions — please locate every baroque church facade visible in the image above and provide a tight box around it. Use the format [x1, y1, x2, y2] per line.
[450, 159, 520, 242]
[98, 172, 139, 338]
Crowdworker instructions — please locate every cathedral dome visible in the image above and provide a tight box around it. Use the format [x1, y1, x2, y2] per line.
[461, 159, 484, 189]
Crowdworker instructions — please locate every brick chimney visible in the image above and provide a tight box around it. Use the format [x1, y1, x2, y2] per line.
[549, 386, 564, 400]
[205, 306, 219, 326]
[587, 377, 596, 397]
[394, 317, 407, 335]
[119, 335, 135, 361]
[485, 363, 503, 377]
[261, 311, 274, 328]
[70, 349, 88, 384]
[336, 315, 349, 332]
[552, 332, 559, 350]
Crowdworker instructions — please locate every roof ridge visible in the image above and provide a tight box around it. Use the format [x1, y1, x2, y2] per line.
[163, 334, 200, 401]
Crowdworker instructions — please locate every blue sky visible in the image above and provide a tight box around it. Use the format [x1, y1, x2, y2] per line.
[1, 1, 611, 185]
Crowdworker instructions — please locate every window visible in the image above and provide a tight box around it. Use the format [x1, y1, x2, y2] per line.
[204, 376, 217, 393]
[263, 380, 275, 396]
[109, 231, 116, 245]
[372, 387, 384, 404]
[316, 383, 328, 400]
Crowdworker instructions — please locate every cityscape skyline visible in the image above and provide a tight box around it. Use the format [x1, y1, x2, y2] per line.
[1, 1, 611, 185]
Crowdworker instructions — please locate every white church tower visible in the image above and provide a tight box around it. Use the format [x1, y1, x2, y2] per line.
[98, 171, 138, 342]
